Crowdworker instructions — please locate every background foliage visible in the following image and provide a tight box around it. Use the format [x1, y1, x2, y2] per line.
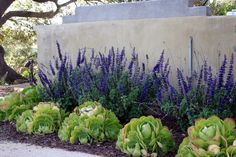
[194, 0, 236, 15]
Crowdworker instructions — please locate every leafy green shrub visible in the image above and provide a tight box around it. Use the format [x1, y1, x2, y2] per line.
[58, 101, 122, 144]
[116, 116, 175, 157]
[0, 86, 42, 121]
[176, 116, 236, 157]
[16, 102, 63, 135]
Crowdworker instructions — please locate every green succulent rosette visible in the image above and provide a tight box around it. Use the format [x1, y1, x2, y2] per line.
[177, 116, 236, 157]
[74, 101, 104, 117]
[1, 93, 21, 121]
[30, 113, 56, 134]
[33, 102, 61, 127]
[104, 110, 122, 140]
[70, 124, 90, 144]
[58, 101, 122, 144]
[16, 102, 62, 135]
[226, 140, 236, 157]
[58, 113, 83, 142]
[116, 116, 175, 157]
[0, 86, 42, 122]
[20, 86, 42, 104]
[16, 110, 33, 133]
[8, 104, 32, 121]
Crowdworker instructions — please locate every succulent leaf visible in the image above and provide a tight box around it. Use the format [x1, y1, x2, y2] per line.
[59, 101, 121, 144]
[16, 110, 33, 133]
[177, 116, 236, 157]
[116, 116, 175, 157]
[16, 102, 62, 135]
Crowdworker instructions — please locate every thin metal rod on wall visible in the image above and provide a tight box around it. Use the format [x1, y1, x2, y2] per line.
[189, 36, 193, 77]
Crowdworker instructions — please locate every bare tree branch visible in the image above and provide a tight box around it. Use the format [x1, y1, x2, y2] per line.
[0, 0, 76, 27]
[32, 0, 57, 3]
[203, 0, 209, 6]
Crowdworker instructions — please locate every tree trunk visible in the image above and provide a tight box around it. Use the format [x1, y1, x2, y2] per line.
[0, 45, 27, 84]
[0, 0, 15, 18]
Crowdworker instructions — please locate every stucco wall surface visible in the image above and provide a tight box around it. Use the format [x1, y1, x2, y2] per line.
[36, 16, 236, 79]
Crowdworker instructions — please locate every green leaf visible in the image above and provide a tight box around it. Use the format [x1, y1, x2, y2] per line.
[116, 116, 175, 156]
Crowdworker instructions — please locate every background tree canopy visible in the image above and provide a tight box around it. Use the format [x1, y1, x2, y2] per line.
[0, 0, 76, 83]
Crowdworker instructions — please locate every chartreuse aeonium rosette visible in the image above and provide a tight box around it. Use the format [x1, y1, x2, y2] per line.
[176, 116, 236, 157]
[116, 116, 175, 157]
[0, 86, 42, 122]
[58, 101, 122, 144]
[16, 102, 63, 135]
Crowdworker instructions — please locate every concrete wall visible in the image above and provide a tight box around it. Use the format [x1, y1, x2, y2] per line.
[63, 0, 211, 23]
[36, 16, 236, 80]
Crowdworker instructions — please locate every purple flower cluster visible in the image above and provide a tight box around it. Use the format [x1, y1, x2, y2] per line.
[218, 55, 227, 90]
[38, 43, 165, 114]
[39, 43, 236, 123]
[156, 53, 236, 125]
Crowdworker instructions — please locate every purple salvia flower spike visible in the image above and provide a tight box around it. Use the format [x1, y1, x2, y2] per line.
[128, 60, 133, 78]
[203, 60, 208, 83]
[206, 66, 213, 104]
[218, 54, 227, 90]
[225, 53, 234, 92]
[77, 49, 81, 67]
[49, 60, 55, 76]
[56, 41, 62, 61]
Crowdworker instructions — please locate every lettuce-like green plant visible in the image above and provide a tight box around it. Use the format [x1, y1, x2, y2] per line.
[176, 116, 236, 157]
[58, 113, 81, 142]
[58, 101, 122, 144]
[0, 86, 43, 122]
[29, 113, 55, 134]
[0, 110, 5, 121]
[8, 104, 32, 121]
[116, 116, 175, 157]
[20, 86, 42, 104]
[0, 93, 22, 121]
[226, 141, 236, 157]
[74, 101, 104, 117]
[33, 102, 61, 126]
[0, 97, 9, 121]
[16, 102, 62, 135]
[16, 110, 33, 133]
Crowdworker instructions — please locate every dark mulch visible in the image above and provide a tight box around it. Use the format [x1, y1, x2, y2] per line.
[0, 118, 185, 157]
[0, 122, 128, 157]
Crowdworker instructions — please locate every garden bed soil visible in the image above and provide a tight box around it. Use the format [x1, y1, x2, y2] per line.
[0, 118, 185, 157]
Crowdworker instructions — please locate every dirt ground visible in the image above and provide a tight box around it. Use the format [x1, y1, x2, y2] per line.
[0, 83, 30, 97]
